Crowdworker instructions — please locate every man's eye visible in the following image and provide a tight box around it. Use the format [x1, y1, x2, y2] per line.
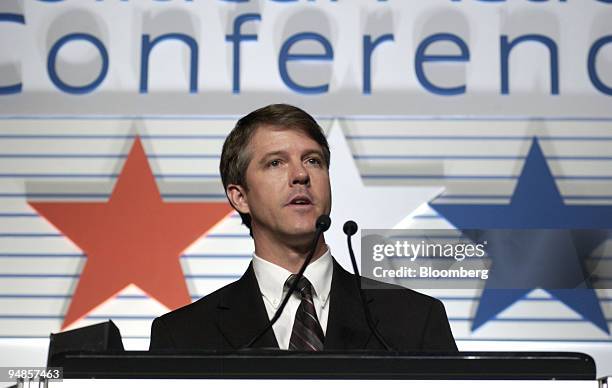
[307, 158, 322, 166]
[268, 159, 281, 167]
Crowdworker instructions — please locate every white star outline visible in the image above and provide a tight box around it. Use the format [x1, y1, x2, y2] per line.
[325, 120, 445, 271]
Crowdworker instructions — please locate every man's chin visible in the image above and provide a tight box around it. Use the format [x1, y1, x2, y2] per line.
[281, 224, 318, 243]
[278, 211, 326, 241]
[290, 215, 320, 231]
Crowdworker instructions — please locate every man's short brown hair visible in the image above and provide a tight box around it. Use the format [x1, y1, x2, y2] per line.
[219, 104, 331, 232]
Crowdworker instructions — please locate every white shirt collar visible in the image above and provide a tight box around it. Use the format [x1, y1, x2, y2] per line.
[252, 248, 333, 309]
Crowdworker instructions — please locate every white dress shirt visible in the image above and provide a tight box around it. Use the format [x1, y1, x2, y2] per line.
[252, 248, 333, 350]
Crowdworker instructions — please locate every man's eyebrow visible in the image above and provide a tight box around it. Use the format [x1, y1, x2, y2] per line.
[257, 150, 287, 164]
[306, 149, 324, 156]
[256, 149, 324, 165]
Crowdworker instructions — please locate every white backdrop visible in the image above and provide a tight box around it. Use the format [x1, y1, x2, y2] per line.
[0, 0, 611, 378]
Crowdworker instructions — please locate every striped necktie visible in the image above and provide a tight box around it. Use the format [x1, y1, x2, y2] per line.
[285, 274, 325, 351]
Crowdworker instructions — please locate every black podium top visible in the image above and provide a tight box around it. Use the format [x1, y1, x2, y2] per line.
[49, 350, 596, 380]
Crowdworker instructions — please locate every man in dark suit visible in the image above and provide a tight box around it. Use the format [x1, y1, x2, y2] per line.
[150, 104, 457, 351]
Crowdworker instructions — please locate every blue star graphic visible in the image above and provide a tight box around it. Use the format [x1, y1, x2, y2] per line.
[430, 138, 612, 334]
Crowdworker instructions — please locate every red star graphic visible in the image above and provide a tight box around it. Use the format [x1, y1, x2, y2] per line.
[29, 137, 233, 329]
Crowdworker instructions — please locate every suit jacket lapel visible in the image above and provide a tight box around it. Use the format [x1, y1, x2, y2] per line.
[215, 263, 279, 349]
[324, 260, 376, 350]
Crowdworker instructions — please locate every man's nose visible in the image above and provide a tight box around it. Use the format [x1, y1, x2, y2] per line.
[290, 163, 310, 186]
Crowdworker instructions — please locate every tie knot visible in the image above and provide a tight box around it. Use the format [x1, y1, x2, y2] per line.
[285, 274, 314, 299]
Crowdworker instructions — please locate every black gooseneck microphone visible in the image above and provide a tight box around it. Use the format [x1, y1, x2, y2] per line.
[242, 215, 331, 349]
[343, 220, 393, 351]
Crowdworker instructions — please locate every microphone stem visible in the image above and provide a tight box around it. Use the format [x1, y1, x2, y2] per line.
[347, 234, 393, 351]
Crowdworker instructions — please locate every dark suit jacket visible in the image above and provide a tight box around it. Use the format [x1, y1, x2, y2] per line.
[150, 260, 457, 351]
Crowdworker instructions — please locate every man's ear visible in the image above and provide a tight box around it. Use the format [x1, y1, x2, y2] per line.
[226, 184, 250, 214]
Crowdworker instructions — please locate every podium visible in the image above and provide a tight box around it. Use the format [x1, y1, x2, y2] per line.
[39, 322, 602, 387]
[44, 350, 601, 387]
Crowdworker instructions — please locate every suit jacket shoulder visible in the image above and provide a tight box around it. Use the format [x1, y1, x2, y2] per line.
[150, 264, 278, 351]
[149, 279, 233, 350]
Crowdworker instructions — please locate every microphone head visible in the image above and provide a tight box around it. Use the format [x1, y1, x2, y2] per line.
[316, 215, 332, 232]
[343, 220, 358, 236]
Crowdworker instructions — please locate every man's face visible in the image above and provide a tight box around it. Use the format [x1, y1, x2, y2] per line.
[229, 125, 331, 243]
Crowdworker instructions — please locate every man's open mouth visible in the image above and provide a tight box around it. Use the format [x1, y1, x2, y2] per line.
[287, 195, 313, 206]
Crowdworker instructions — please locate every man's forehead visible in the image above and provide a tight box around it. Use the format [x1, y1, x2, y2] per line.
[249, 124, 323, 152]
